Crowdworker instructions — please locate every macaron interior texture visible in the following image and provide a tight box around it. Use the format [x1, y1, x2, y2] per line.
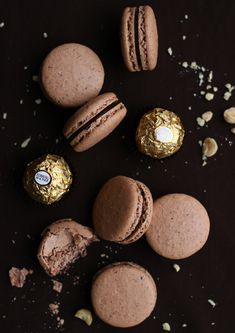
[37, 219, 97, 276]
[91, 262, 157, 328]
[93, 175, 153, 244]
[121, 5, 158, 72]
[63, 92, 127, 152]
[40, 43, 104, 108]
[146, 193, 210, 259]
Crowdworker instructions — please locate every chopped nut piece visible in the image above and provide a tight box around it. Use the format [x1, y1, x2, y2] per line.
[231, 127, 235, 134]
[75, 309, 93, 326]
[9, 267, 33, 288]
[223, 107, 235, 124]
[196, 117, 205, 127]
[52, 279, 63, 293]
[201, 111, 213, 122]
[202, 138, 218, 157]
[205, 92, 214, 101]
[162, 322, 171, 331]
[173, 264, 180, 272]
[208, 299, 216, 307]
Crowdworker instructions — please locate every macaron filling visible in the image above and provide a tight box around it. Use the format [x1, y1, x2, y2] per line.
[121, 183, 149, 243]
[67, 99, 121, 143]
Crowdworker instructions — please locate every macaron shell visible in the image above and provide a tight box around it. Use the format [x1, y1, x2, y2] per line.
[120, 7, 140, 72]
[146, 193, 210, 259]
[138, 5, 158, 70]
[91, 262, 157, 327]
[63, 92, 118, 138]
[121, 180, 153, 244]
[71, 102, 127, 152]
[40, 43, 104, 108]
[93, 176, 143, 242]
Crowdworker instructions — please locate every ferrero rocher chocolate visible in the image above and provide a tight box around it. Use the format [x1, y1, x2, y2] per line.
[23, 154, 73, 204]
[136, 108, 185, 159]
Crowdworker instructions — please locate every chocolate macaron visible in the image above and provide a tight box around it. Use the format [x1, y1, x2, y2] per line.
[93, 176, 153, 244]
[63, 92, 127, 152]
[91, 262, 157, 327]
[146, 193, 210, 259]
[120, 5, 158, 72]
[40, 43, 104, 107]
[37, 219, 97, 276]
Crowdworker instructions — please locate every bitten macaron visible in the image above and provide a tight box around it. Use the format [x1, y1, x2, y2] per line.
[93, 176, 153, 244]
[146, 193, 210, 259]
[91, 262, 157, 327]
[120, 5, 158, 72]
[40, 43, 104, 107]
[63, 92, 127, 152]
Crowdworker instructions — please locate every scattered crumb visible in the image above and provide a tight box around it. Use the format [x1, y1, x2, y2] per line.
[208, 71, 213, 83]
[224, 91, 231, 101]
[57, 317, 64, 328]
[211, 322, 216, 326]
[43, 32, 48, 38]
[224, 83, 235, 101]
[201, 111, 213, 122]
[20, 99, 24, 105]
[49, 303, 59, 315]
[167, 47, 173, 56]
[198, 72, 204, 86]
[208, 299, 216, 308]
[24, 65, 28, 70]
[32, 75, 39, 82]
[202, 137, 218, 158]
[198, 140, 202, 146]
[173, 263, 180, 272]
[206, 85, 212, 90]
[184, 14, 188, 19]
[2, 112, 7, 120]
[182, 323, 187, 328]
[182, 61, 188, 68]
[0, 22, 5, 28]
[21, 137, 31, 148]
[52, 279, 63, 293]
[182, 35, 186, 40]
[196, 117, 205, 127]
[190, 61, 198, 70]
[213, 87, 218, 92]
[35, 98, 42, 105]
[9, 267, 33, 288]
[223, 107, 235, 124]
[205, 92, 214, 101]
[231, 128, 235, 134]
[188, 106, 192, 110]
[200, 91, 205, 95]
[162, 322, 171, 331]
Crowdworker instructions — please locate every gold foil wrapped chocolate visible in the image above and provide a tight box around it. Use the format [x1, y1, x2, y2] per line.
[136, 108, 185, 159]
[23, 154, 73, 204]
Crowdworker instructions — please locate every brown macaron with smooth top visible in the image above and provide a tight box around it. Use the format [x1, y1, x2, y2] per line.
[146, 193, 210, 259]
[91, 262, 157, 328]
[120, 5, 158, 72]
[63, 92, 127, 152]
[37, 219, 97, 276]
[40, 43, 104, 108]
[93, 176, 153, 244]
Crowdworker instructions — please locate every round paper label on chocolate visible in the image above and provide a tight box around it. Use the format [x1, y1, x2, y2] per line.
[155, 127, 173, 143]
[34, 170, 51, 186]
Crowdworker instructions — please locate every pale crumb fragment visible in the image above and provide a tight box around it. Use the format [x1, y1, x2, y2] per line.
[208, 299, 216, 307]
[75, 309, 93, 326]
[223, 107, 235, 124]
[2, 113, 7, 119]
[202, 137, 218, 157]
[21, 137, 31, 148]
[224, 91, 231, 101]
[201, 111, 213, 122]
[211, 322, 216, 326]
[206, 85, 212, 90]
[182, 35, 186, 40]
[200, 91, 205, 95]
[198, 140, 202, 146]
[167, 47, 173, 56]
[49, 303, 59, 315]
[190, 61, 198, 70]
[196, 117, 205, 127]
[0, 22, 5, 28]
[188, 106, 192, 110]
[24, 65, 28, 70]
[32, 75, 39, 82]
[225, 83, 235, 91]
[20, 99, 24, 105]
[205, 92, 214, 101]
[213, 86, 218, 92]
[43, 32, 48, 38]
[35, 98, 42, 105]
[184, 14, 188, 19]
[231, 128, 235, 134]
[182, 323, 187, 328]
[182, 61, 188, 68]
[162, 322, 171, 331]
[52, 279, 63, 293]
[173, 263, 180, 272]
[208, 71, 213, 82]
[199, 72, 204, 86]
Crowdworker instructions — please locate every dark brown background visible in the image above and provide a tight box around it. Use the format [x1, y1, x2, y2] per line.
[0, 0, 234, 332]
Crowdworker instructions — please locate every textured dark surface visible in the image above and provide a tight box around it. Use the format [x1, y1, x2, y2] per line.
[0, 0, 234, 332]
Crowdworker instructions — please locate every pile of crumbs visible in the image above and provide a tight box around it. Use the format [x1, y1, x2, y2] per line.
[49, 302, 65, 329]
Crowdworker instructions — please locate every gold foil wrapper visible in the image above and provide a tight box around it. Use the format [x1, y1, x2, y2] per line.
[23, 154, 73, 205]
[136, 108, 185, 159]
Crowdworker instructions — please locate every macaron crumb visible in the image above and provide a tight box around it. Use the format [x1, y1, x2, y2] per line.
[2, 112, 7, 119]
[211, 322, 216, 326]
[162, 322, 171, 331]
[20, 99, 24, 104]
[196, 117, 205, 127]
[182, 323, 187, 328]
[208, 299, 216, 308]
[167, 47, 173, 56]
[35, 98, 42, 105]
[0, 22, 5, 28]
[43, 32, 48, 38]
[21, 137, 31, 148]
[205, 92, 214, 101]
[52, 279, 63, 293]
[173, 263, 180, 272]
